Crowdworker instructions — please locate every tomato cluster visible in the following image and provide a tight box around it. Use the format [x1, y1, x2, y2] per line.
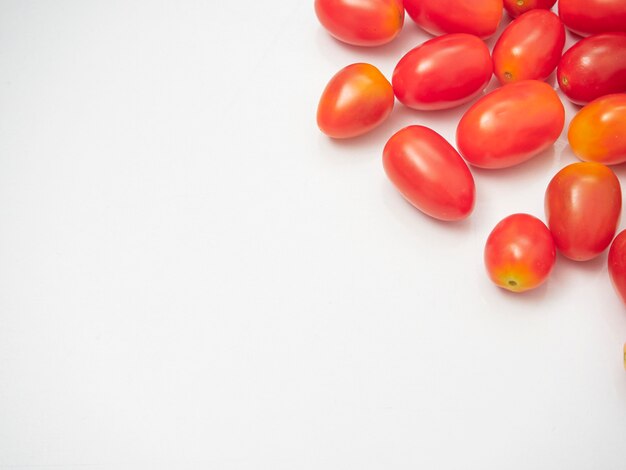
[315, 0, 626, 368]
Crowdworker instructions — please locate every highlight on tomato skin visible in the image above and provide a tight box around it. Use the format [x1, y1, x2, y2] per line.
[608, 230, 626, 307]
[492, 10, 565, 84]
[484, 213, 556, 293]
[392, 33, 493, 110]
[544, 162, 622, 262]
[456, 80, 565, 169]
[503, 0, 557, 18]
[558, 0, 626, 36]
[568, 94, 626, 165]
[382, 125, 475, 221]
[314, 0, 404, 47]
[317, 63, 395, 139]
[557, 33, 626, 105]
[404, 0, 503, 39]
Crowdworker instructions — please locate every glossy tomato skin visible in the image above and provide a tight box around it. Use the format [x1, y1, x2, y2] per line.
[392, 34, 492, 110]
[383, 125, 475, 221]
[569, 94, 626, 165]
[317, 63, 394, 139]
[608, 230, 626, 306]
[456, 80, 565, 169]
[484, 213, 556, 293]
[492, 10, 565, 84]
[404, 0, 503, 39]
[557, 33, 626, 105]
[503, 0, 557, 18]
[558, 0, 626, 36]
[545, 162, 622, 261]
[315, 0, 404, 46]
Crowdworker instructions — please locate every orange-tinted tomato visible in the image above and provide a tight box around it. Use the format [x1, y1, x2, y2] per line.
[315, 0, 404, 46]
[404, 0, 503, 39]
[456, 80, 565, 169]
[392, 34, 492, 110]
[557, 33, 626, 105]
[558, 0, 626, 36]
[317, 63, 394, 139]
[608, 230, 626, 306]
[545, 162, 622, 261]
[383, 125, 475, 221]
[503, 0, 557, 18]
[568, 94, 626, 165]
[492, 10, 565, 84]
[484, 213, 556, 293]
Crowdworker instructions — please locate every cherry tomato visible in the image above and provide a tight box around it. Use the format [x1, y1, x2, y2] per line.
[317, 63, 394, 139]
[557, 33, 626, 105]
[382, 125, 475, 221]
[568, 94, 626, 165]
[315, 0, 404, 46]
[503, 0, 557, 18]
[484, 213, 556, 293]
[404, 0, 503, 39]
[392, 34, 492, 110]
[608, 230, 626, 306]
[545, 162, 621, 261]
[492, 10, 565, 84]
[456, 80, 565, 169]
[558, 0, 626, 36]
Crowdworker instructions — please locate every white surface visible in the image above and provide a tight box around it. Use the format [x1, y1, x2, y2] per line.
[0, 1, 625, 469]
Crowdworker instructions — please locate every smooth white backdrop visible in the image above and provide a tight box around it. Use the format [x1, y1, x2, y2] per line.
[0, 1, 625, 468]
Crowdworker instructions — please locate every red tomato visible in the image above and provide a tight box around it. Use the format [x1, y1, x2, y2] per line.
[492, 10, 565, 84]
[609, 230, 626, 306]
[545, 162, 622, 261]
[484, 213, 556, 292]
[392, 34, 492, 110]
[383, 125, 475, 221]
[315, 0, 404, 46]
[568, 94, 626, 165]
[558, 0, 626, 36]
[404, 0, 503, 39]
[557, 33, 626, 105]
[456, 80, 564, 169]
[503, 0, 556, 18]
[317, 63, 394, 139]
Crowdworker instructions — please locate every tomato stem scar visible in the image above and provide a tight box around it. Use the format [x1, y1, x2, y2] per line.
[504, 72, 513, 81]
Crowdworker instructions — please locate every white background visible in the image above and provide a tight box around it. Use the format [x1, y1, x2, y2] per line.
[0, 1, 625, 468]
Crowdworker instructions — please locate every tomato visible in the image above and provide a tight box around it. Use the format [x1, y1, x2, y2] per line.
[568, 94, 626, 165]
[492, 10, 565, 84]
[314, 0, 404, 46]
[558, 0, 626, 36]
[456, 80, 564, 169]
[484, 213, 556, 293]
[382, 125, 475, 221]
[503, 0, 557, 18]
[545, 162, 621, 261]
[404, 0, 503, 39]
[392, 34, 492, 110]
[557, 33, 626, 105]
[317, 63, 394, 139]
[609, 230, 626, 306]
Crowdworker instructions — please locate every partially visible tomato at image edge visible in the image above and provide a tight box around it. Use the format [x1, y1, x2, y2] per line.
[558, 0, 626, 36]
[609, 230, 626, 306]
[503, 0, 557, 18]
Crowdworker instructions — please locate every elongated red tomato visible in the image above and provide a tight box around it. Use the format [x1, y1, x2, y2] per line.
[545, 162, 621, 261]
[315, 0, 404, 46]
[404, 0, 503, 39]
[456, 80, 564, 169]
[558, 0, 626, 36]
[492, 10, 565, 84]
[383, 126, 475, 221]
[503, 0, 557, 18]
[609, 230, 626, 306]
[392, 34, 492, 110]
[569, 94, 626, 165]
[484, 214, 556, 292]
[317, 63, 394, 139]
[557, 33, 626, 105]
